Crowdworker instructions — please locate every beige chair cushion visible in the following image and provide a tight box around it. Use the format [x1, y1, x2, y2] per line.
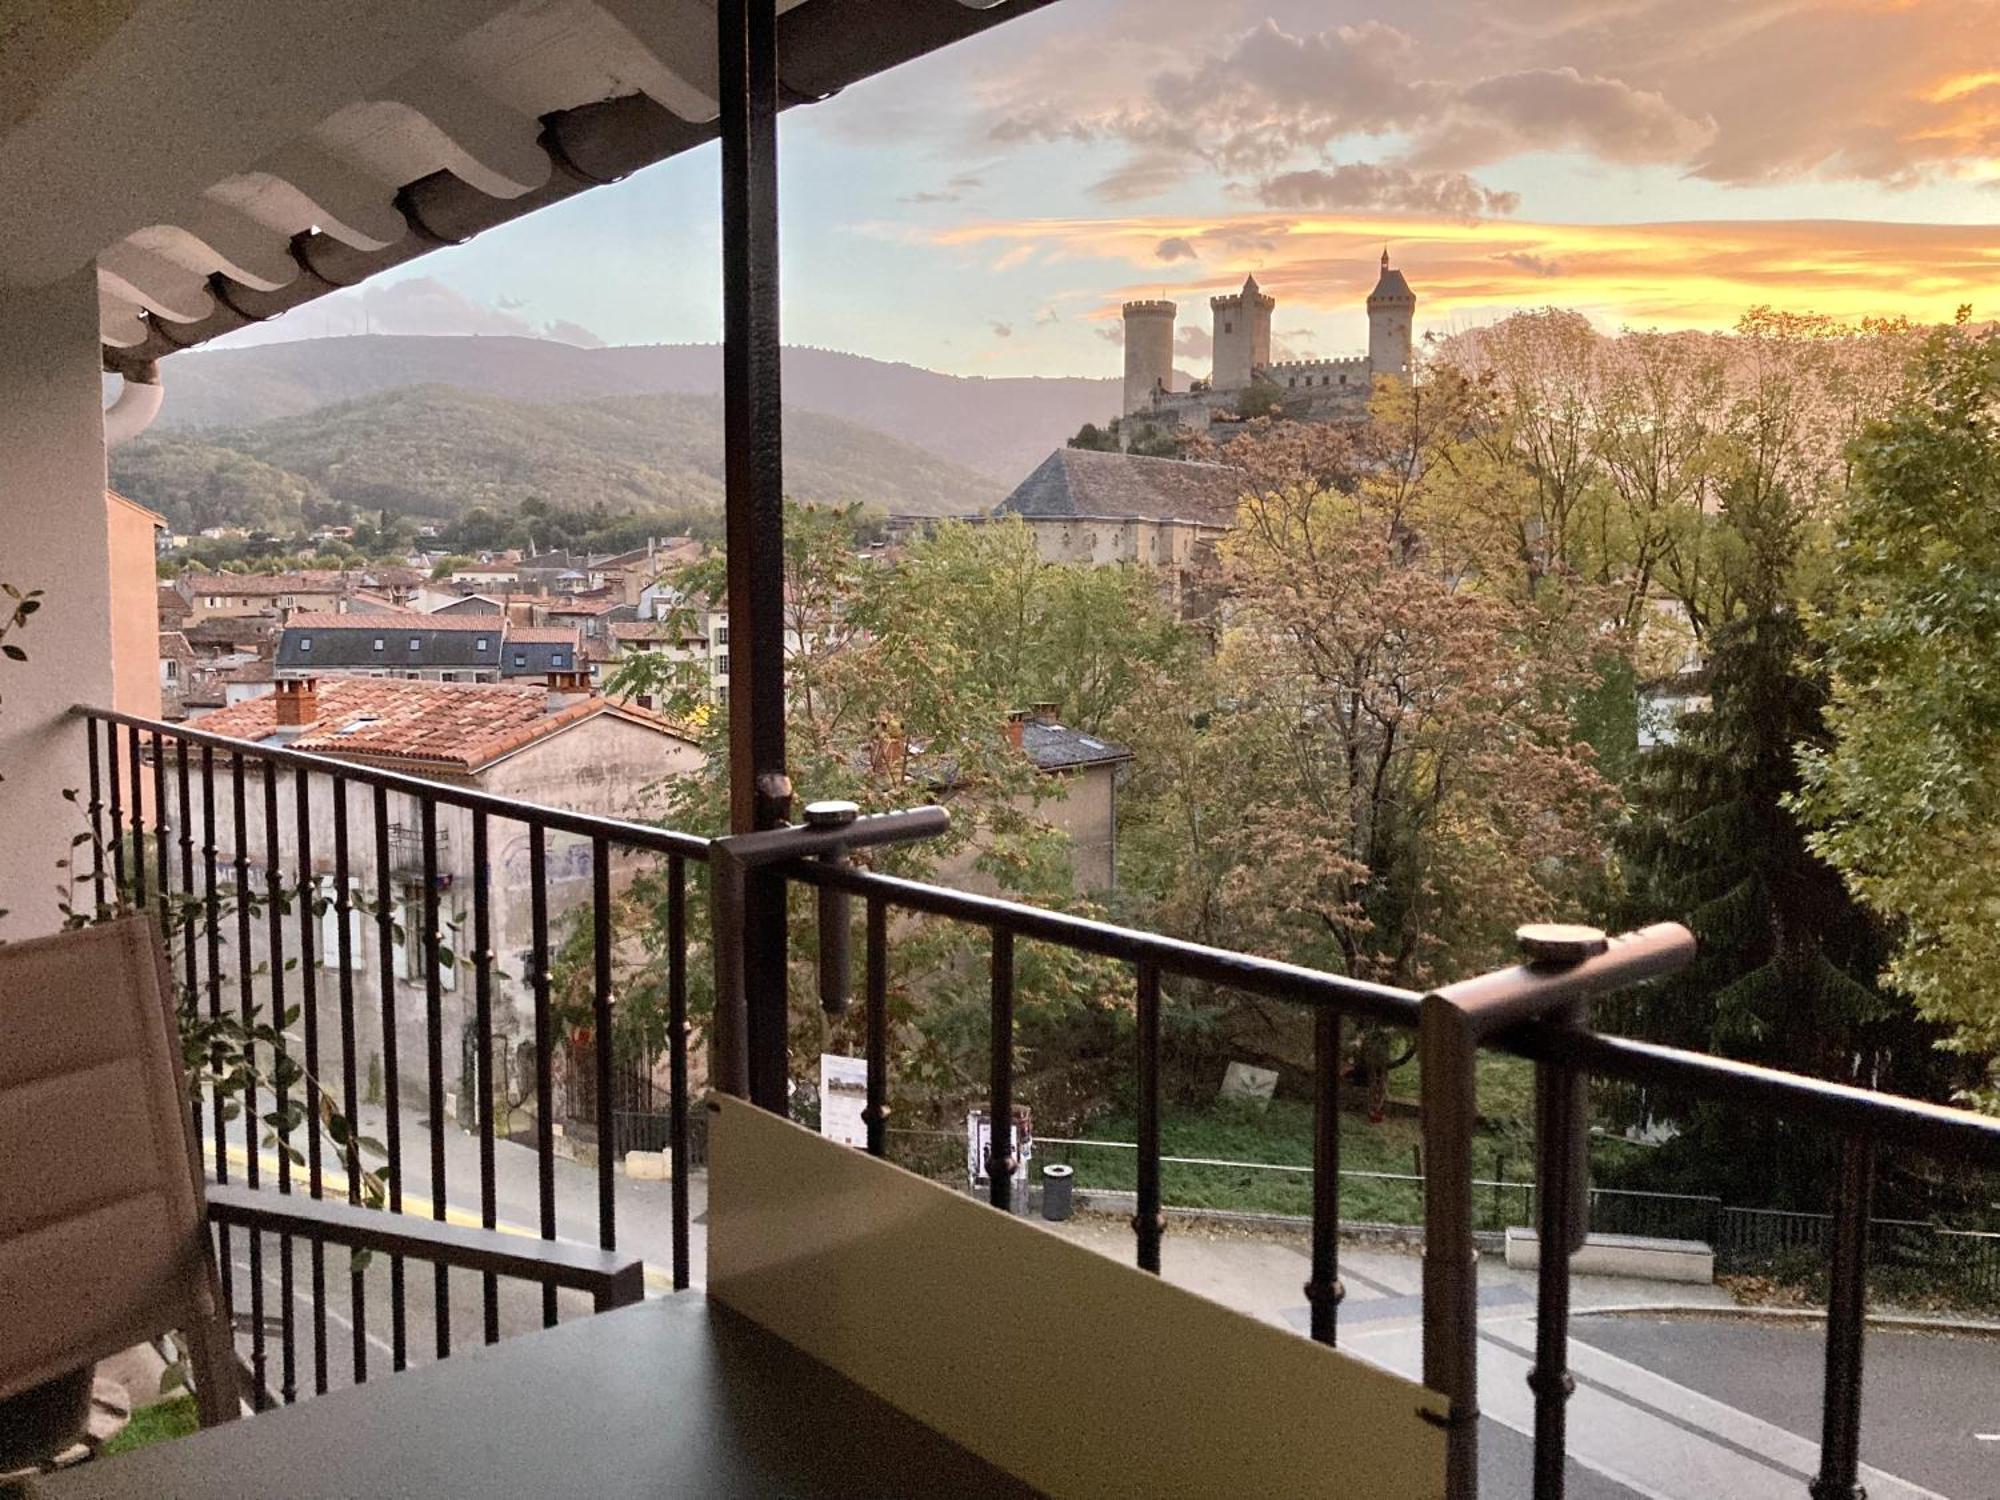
[0, 916, 216, 1405]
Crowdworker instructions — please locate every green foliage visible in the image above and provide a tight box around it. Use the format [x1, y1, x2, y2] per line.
[1068, 421, 1120, 452]
[123, 386, 1000, 531]
[1232, 380, 1284, 420]
[1798, 320, 2000, 1093]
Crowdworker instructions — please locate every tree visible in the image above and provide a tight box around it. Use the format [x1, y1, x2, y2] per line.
[1797, 320, 2000, 1099]
[429, 554, 474, 581]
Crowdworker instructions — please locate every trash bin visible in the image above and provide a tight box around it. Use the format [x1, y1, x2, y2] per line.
[1041, 1163, 1075, 1222]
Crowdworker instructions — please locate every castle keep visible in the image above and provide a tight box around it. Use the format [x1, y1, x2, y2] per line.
[1119, 252, 1416, 432]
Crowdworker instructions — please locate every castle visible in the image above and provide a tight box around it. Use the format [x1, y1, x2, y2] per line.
[1118, 252, 1416, 434]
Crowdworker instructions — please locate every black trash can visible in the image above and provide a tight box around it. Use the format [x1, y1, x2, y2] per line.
[1041, 1163, 1075, 1222]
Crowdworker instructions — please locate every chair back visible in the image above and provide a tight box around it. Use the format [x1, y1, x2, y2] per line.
[0, 914, 237, 1423]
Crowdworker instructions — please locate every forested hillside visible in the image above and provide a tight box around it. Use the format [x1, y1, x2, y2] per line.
[113, 386, 1003, 533]
[145, 335, 1116, 481]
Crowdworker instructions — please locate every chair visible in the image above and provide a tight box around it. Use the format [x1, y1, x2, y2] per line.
[0, 915, 241, 1461]
[0, 913, 646, 1468]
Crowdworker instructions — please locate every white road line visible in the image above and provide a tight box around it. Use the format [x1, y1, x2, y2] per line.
[231, 1255, 397, 1363]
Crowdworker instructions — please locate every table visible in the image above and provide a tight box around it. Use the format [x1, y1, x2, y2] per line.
[37, 1297, 1041, 1498]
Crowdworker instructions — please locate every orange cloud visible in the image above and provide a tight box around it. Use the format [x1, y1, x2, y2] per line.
[935, 211, 2000, 329]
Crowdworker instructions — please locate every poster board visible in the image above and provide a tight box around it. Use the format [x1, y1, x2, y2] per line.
[707, 1094, 1447, 1500]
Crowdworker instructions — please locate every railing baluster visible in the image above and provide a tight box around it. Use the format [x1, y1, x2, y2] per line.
[152, 729, 170, 914]
[107, 719, 125, 895]
[1309, 1008, 1345, 1344]
[231, 753, 266, 1405]
[1529, 999, 1589, 1499]
[531, 823, 558, 1329]
[592, 835, 615, 1251]
[373, 786, 406, 1371]
[201, 744, 229, 1330]
[175, 739, 197, 1151]
[472, 811, 499, 1342]
[127, 724, 146, 908]
[1134, 960, 1163, 1274]
[989, 929, 1015, 1213]
[85, 716, 106, 912]
[263, 762, 297, 1405]
[421, 797, 449, 1360]
[863, 896, 888, 1162]
[332, 777, 367, 1387]
[1815, 1136, 1875, 1500]
[668, 854, 690, 1291]
[294, 769, 327, 1397]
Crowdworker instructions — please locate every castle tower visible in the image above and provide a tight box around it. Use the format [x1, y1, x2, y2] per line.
[1366, 249, 1416, 380]
[1121, 299, 1177, 417]
[1208, 272, 1274, 392]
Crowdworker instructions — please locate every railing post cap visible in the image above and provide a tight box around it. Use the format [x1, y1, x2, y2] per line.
[1515, 923, 1609, 965]
[802, 799, 860, 828]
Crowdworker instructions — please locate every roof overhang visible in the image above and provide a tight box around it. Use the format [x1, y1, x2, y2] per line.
[0, 0, 1051, 375]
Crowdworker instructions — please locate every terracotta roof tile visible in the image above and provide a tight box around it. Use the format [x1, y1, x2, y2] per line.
[197, 678, 691, 771]
[508, 626, 583, 644]
[283, 609, 498, 632]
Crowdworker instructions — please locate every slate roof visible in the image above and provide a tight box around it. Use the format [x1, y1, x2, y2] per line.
[278, 610, 503, 671]
[1369, 266, 1415, 303]
[1021, 721, 1131, 771]
[998, 449, 1245, 526]
[501, 627, 584, 678]
[196, 678, 692, 771]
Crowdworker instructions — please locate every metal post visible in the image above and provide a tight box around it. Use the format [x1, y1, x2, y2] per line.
[718, 0, 791, 1113]
[1530, 996, 1588, 1500]
[1420, 992, 1481, 1499]
[1812, 1136, 1874, 1500]
[807, 800, 858, 1015]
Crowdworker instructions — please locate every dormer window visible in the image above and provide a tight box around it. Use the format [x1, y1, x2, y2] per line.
[513, 653, 527, 667]
[551, 653, 566, 667]
[372, 638, 385, 652]
[475, 637, 489, 650]
[409, 637, 421, 650]
[299, 638, 312, 652]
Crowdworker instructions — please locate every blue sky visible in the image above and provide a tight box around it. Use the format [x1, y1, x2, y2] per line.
[223, 0, 2000, 378]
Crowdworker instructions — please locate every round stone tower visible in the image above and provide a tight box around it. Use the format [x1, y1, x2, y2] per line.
[1121, 299, 1177, 417]
[1366, 249, 1416, 380]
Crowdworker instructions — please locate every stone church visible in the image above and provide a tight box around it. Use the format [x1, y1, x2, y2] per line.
[1118, 252, 1416, 434]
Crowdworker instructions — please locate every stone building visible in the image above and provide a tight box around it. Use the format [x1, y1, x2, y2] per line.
[1118, 253, 1418, 433]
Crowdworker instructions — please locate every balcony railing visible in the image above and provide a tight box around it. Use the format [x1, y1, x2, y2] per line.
[70, 704, 2000, 1499]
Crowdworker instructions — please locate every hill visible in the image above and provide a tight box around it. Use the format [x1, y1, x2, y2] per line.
[113, 386, 1005, 533]
[149, 335, 1118, 482]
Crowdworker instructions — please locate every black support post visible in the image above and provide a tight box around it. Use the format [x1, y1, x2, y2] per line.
[719, 0, 791, 1114]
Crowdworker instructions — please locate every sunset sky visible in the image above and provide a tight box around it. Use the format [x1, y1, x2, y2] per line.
[224, 0, 2000, 378]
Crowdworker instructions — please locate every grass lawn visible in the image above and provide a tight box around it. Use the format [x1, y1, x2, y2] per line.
[100, 1393, 198, 1457]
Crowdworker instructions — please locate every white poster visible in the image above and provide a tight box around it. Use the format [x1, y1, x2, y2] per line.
[819, 1053, 869, 1148]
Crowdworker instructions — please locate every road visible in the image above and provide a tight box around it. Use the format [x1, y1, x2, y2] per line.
[204, 1109, 1999, 1498]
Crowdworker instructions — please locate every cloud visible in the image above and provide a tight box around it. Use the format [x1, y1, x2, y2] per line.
[1156, 236, 1199, 262]
[1094, 323, 1124, 344]
[1256, 164, 1520, 222]
[1175, 326, 1213, 357]
[1414, 66, 1714, 170]
[1035, 306, 1061, 326]
[936, 210, 2000, 330]
[990, 321, 1014, 338]
[1492, 251, 1563, 278]
[899, 172, 987, 205]
[542, 319, 606, 348]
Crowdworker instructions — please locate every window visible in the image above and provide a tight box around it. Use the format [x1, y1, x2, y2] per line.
[165, 660, 179, 682]
[441, 672, 459, 683]
[551, 653, 566, 667]
[409, 637, 421, 650]
[206, 596, 219, 607]
[474, 637, 488, 650]
[1223, 320, 1233, 334]
[513, 654, 527, 667]
[716, 624, 729, 646]
[1338, 373, 1347, 385]
[716, 656, 729, 676]
[299, 637, 312, 652]
[372, 638, 385, 652]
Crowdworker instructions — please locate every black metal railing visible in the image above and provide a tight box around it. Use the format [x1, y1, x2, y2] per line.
[70, 705, 2000, 1500]
[76, 706, 704, 1410]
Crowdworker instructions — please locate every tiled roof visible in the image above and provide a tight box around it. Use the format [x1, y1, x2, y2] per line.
[196, 678, 691, 771]
[507, 626, 583, 645]
[184, 572, 352, 595]
[282, 609, 495, 632]
[999, 449, 1244, 526]
[610, 621, 700, 643]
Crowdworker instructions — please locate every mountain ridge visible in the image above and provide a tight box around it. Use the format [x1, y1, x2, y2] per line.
[150, 334, 1118, 482]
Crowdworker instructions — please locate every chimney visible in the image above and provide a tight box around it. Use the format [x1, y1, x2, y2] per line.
[1005, 708, 1030, 749]
[274, 677, 318, 728]
[1030, 701, 1060, 725]
[547, 670, 594, 711]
